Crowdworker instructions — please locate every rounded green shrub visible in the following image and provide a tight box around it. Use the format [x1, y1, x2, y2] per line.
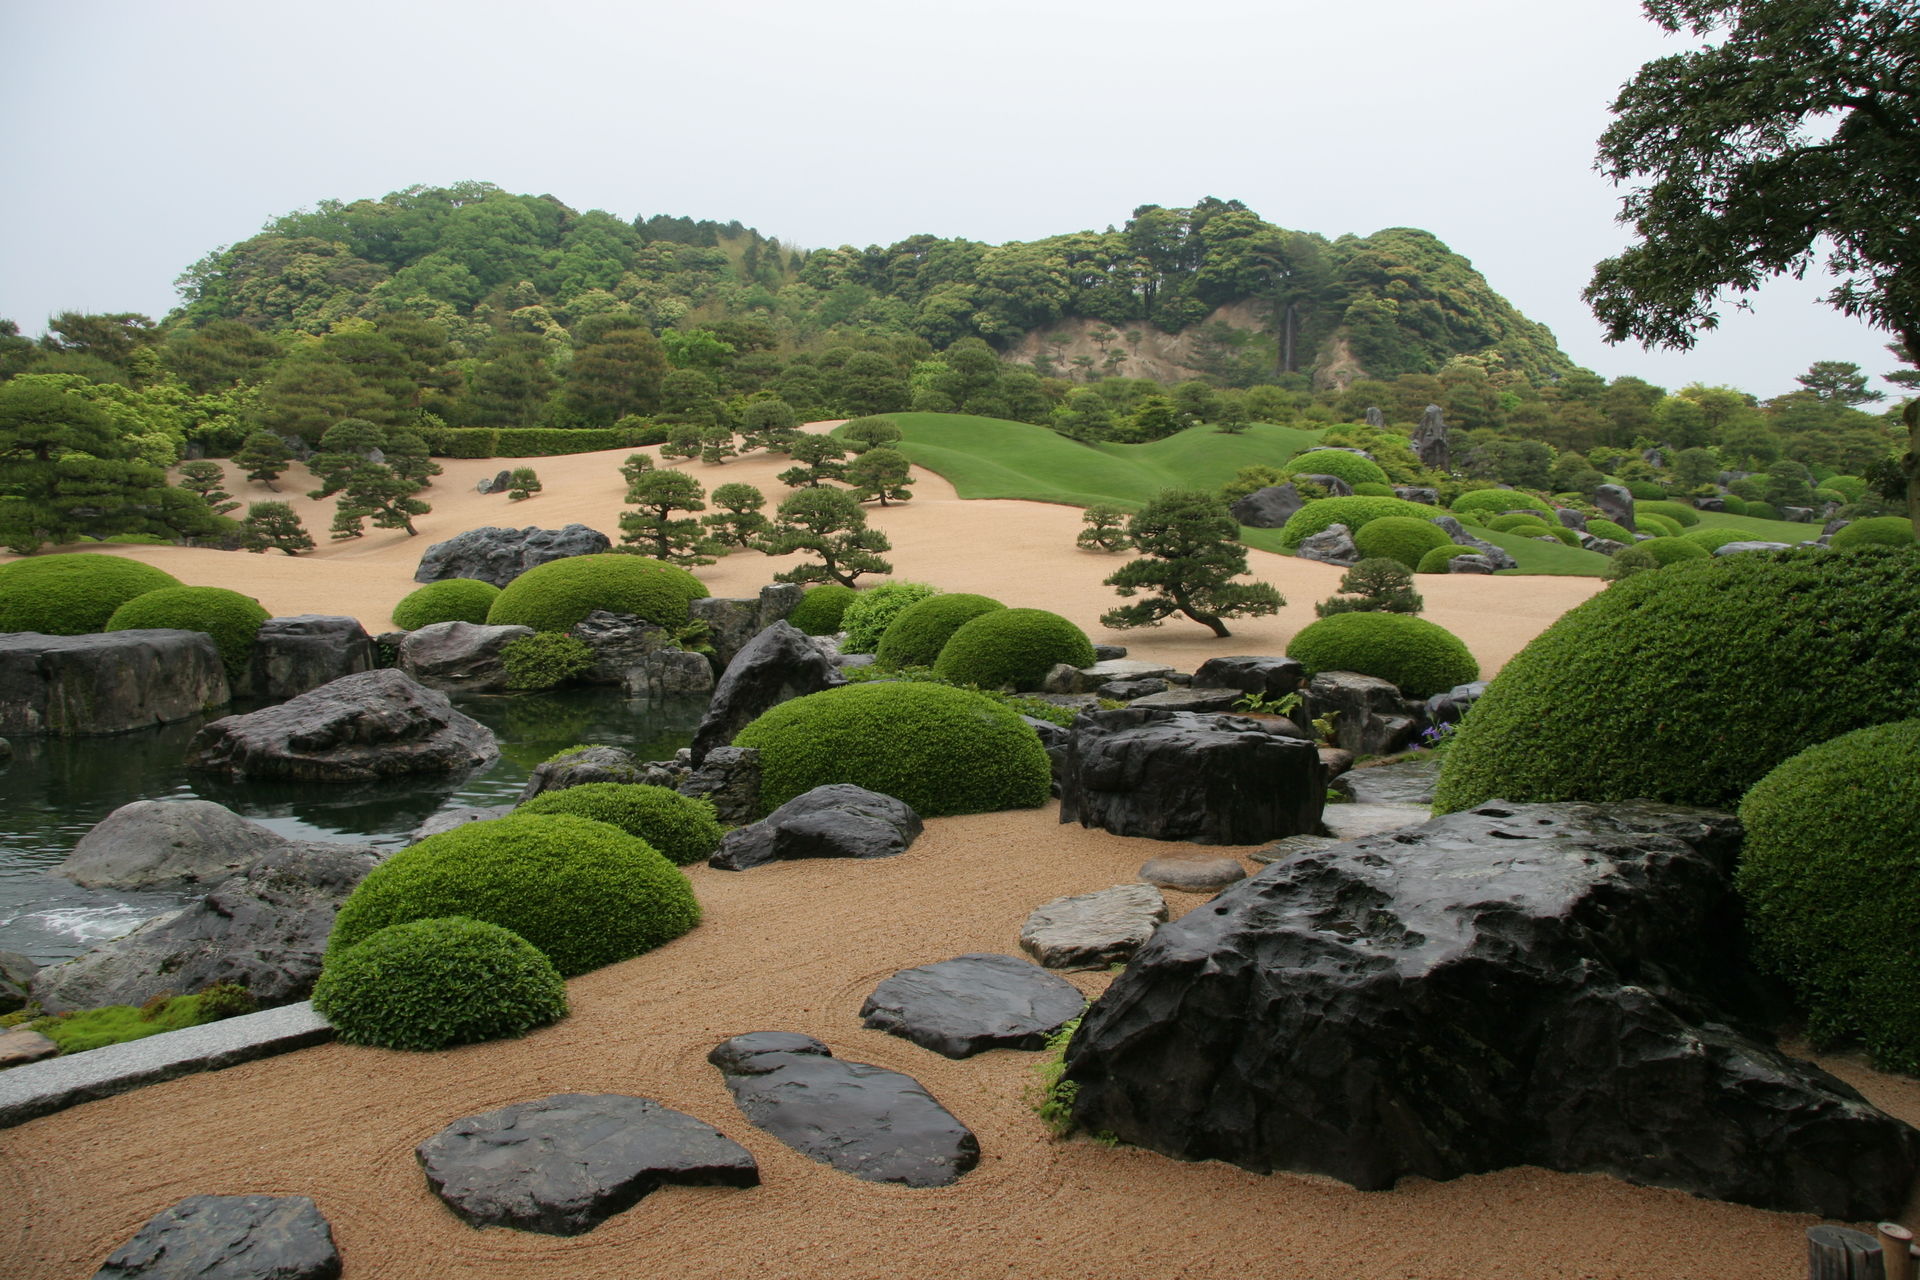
[1831, 516, 1918, 550]
[1719, 495, 1751, 515]
[1450, 489, 1555, 519]
[1746, 501, 1780, 520]
[1541, 525, 1580, 546]
[788, 583, 857, 635]
[1282, 449, 1390, 489]
[0, 554, 183, 636]
[1681, 526, 1748, 552]
[1284, 611, 1478, 699]
[313, 916, 567, 1051]
[485, 554, 707, 633]
[328, 814, 700, 976]
[1823, 475, 1868, 503]
[874, 592, 1005, 670]
[1485, 514, 1553, 535]
[1635, 512, 1683, 538]
[1586, 518, 1634, 543]
[515, 783, 722, 866]
[1636, 500, 1700, 528]
[393, 578, 502, 630]
[1635, 536, 1712, 566]
[734, 681, 1051, 817]
[104, 586, 269, 682]
[1278, 496, 1438, 550]
[1432, 546, 1920, 814]
[1604, 544, 1663, 581]
[932, 607, 1095, 692]
[1351, 481, 1395, 497]
[1625, 481, 1668, 501]
[1416, 545, 1475, 574]
[1736, 720, 1920, 1071]
[1351, 516, 1452, 570]
[840, 580, 939, 653]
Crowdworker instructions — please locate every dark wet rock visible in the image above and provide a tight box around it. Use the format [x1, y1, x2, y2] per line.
[1556, 508, 1588, 531]
[1062, 800, 1920, 1219]
[412, 523, 611, 587]
[416, 1093, 759, 1236]
[1191, 655, 1307, 700]
[1411, 404, 1449, 471]
[1329, 756, 1441, 806]
[1695, 496, 1728, 512]
[1427, 517, 1519, 571]
[690, 621, 836, 766]
[631, 649, 713, 700]
[1248, 833, 1339, 865]
[398, 621, 533, 693]
[677, 746, 761, 826]
[708, 1032, 978, 1187]
[1123, 686, 1244, 713]
[0, 736, 10, 763]
[690, 584, 804, 672]
[60, 799, 284, 891]
[1393, 486, 1438, 505]
[0, 950, 34, 1015]
[1305, 672, 1429, 756]
[517, 745, 644, 802]
[0, 631, 228, 738]
[1092, 644, 1127, 662]
[1020, 883, 1169, 970]
[92, 1194, 340, 1280]
[476, 468, 513, 495]
[859, 953, 1086, 1059]
[1098, 678, 1169, 700]
[566, 611, 670, 687]
[1295, 523, 1360, 567]
[1594, 483, 1636, 532]
[1229, 484, 1307, 529]
[410, 803, 514, 842]
[1138, 856, 1246, 892]
[710, 784, 921, 871]
[1042, 659, 1178, 695]
[1318, 746, 1354, 778]
[1425, 680, 1488, 726]
[244, 615, 375, 701]
[187, 670, 496, 784]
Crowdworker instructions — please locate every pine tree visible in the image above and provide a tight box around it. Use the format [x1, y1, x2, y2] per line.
[507, 467, 542, 501]
[776, 434, 848, 488]
[763, 487, 892, 587]
[233, 430, 293, 491]
[177, 460, 240, 515]
[242, 501, 315, 555]
[619, 468, 714, 565]
[701, 482, 770, 547]
[846, 446, 913, 505]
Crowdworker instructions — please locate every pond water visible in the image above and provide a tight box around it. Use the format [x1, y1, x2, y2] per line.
[0, 690, 708, 966]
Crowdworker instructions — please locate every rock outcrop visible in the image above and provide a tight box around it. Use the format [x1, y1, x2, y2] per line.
[0, 631, 228, 737]
[398, 621, 534, 693]
[689, 621, 837, 766]
[412, 524, 610, 587]
[244, 615, 375, 701]
[59, 798, 284, 891]
[710, 784, 921, 871]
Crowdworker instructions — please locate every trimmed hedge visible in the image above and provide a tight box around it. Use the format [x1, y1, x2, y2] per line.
[1719, 495, 1751, 515]
[1636, 500, 1701, 528]
[1416, 546, 1477, 574]
[0, 554, 183, 636]
[312, 916, 567, 1051]
[1636, 512, 1684, 538]
[1823, 476, 1869, 503]
[1485, 514, 1553, 535]
[1736, 720, 1920, 1071]
[1831, 516, 1918, 550]
[840, 581, 939, 653]
[1635, 536, 1712, 566]
[1681, 526, 1748, 552]
[419, 423, 669, 458]
[788, 583, 858, 635]
[874, 592, 1006, 670]
[733, 681, 1051, 817]
[1351, 516, 1452, 570]
[327, 814, 700, 976]
[392, 578, 502, 630]
[931, 607, 1095, 692]
[1604, 544, 1663, 581]
[1278, 496, 1438, 550]
[1587, 518, 1634, 543]
[1351, 482, 1395, 497]
[1433, 546, 1920, 814]
[1285, 611, 1478, 699]
[486, 553, 707, 633]
[1450, 489, 1554, 519]
[515, 783, 723, 866]
[1282, 449, 1390, 489]
[1746, 501, 1780, 520]
[104, 586, 269, 682]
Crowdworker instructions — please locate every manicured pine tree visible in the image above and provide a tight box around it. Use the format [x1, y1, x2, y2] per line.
[1102, 488, 1284, 638]
[846, 446, 913, 506]
[763, 486, 892, 588]
[619, 468, 714, 565]
[507, 467, 541, 501]
[701, 482, 770, 548]
[177, 460, 240, 515]
[776, 434, 848, 488]
[233, 430, 294, 492]
[242, 501, 315, 555]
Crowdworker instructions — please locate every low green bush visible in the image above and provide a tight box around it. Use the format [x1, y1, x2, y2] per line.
[874, 592, 1005, 670]
[1746, 501, 1780, 520]
[1637, 512, 1684, 538]
[1624, 481, 1668, 501]
[1636, 500, 1700, 528]
[788, 583, 858, 635]
[1604, 544, 1663, 581]
[1720, 495, 1751, 515]
[1681, 526, 1747, 552]
[1278, 496, 1438, 549]
[1485, 514, 1553, 535]
[1449, 489, 1555, 519]
[328, 814, 700, 976]
[1541, 525, 1580, 546]
[734, 681, 1051, 817]
[840, 580, 939, 653]
[1586, 518, 1634, 542]
[1737, 720, 1920, 1071]
[516, 783, 722, 866]
[0, 554, 183, 635]
[104, 586, 269, 682]
[1351, 481, 1395, 497]
[312, 916, 567, 1051]
[1285, 611, 1478, 699]
[1351, 516, 1452, 570]
[1823, 476, 1868, 503]
[1635, 536, 1712, 566]
[932, 607, 1095, 692]
[392, 579, 502, 630]
[500, 633, 596, 690]
[486, 553, 708, 633]
[1415, 545, 1475, 574]
[1282, 448, 1390, 489]
[1831, 516, 1918, 550]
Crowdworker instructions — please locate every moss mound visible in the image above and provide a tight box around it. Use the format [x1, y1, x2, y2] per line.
[1433, 546, 1920, 814]
[1635, 536, 1712, 566]
[1681, 526, 1748, 552]
[313, 916, 567, 1051]
[1831, 516, 1918, 550]
[1636, 512, 1684, 538]
[932, 607, 1096, 692]
[0, 555, 183, 636]
[734, 681, 1051, 817]
[1485, 514, 1552, 535]
[840, 581, 940, 653]
[1636, 500, 1701, 528]
[1450, 489, 1554, 519]
[1286, 611, 1477, 699]
[1282, 449, 1390, 489]
[393, 578, 502, 630]
[104, 586, 269, 682]
[874, 592, 1006, 670]
[1586, 518, 1635, 542]
[515, 783, 722, 866]
[328, 814, 699, 976]
[485, 554, 707, 633]
[1278, 496, 1438, 550]
[1352, 516, 1452, 570]
[788, 583, 857, 635]
[1416, 545, 1475, 574]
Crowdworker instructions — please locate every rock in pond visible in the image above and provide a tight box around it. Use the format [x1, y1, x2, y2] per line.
[92, 1194, 340, 1280]
[709, 784, 921, 871]
[860, 953, 1086, 1058]
[0, 630, 228, 737]
[243, 615, 375, 701]
[1020, 883, 1168, 971]
[59, 799, 285, 891]
[398, 621, 533, 693]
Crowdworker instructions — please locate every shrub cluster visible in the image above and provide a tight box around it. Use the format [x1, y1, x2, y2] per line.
[1586, 518, 1634, 542]
[1415, 545, 1476, 574]
[486, 553, 707, 633]
[1831, 516, 1917, 550]
[1281, 449, 1390, 489]
[500, 632, 596, 690]
[1278, 496, 1438, 550]
[1285, 611, 1478, 699]
[932, 607, 1095, 692]
[1449, 489, 1554, 519]
[393, 579, 502, 630]
[104, 586, 269, 682]
[516, 783, 722, 866]
[788, 583, 858, 635]
[418, 422, 668, 458]
[0, 554, 183, 635]
[1634, 536, 1712, 566]
[874, 592, 1005, 670]
[1636, 500, 1701, 528]
[1351, 516, 1451, 570]
[839, 580, 940, 653]
[1681, 527, 1748, 552]
[1637, 512, 1684, 538]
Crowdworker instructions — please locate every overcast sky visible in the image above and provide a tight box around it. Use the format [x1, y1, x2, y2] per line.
[0, 0, 1903, 401]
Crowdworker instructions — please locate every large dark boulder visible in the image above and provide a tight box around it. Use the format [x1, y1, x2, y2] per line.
[186, 669, 497, 783]
[0, 631, 228, 737]
[1294, 523, 1360, 567]
[1062, 800, 1920, 1219]
[1058, 708, 1324, 844]
[412, 524, 611, 587]
[244, 615, 375, 701]
[1412, 404, 1449, 471]
[1427, 516, 1520, 571]
[689, 621, 838, 766]
[689, 583, 804, 672]
[1228, 484, 1307, 529]
[1594, 483, 1637, 532]
[860, 953, 1086, 1058]
[710, 784, 921, 871]
[1191, 655, 1308, 700]
[398, 620, 534, 692]
[567, 611, 670, 687]
[677, 745, 761, 825]
[59, 798, 286, 890]
[517, 745, 646, 802]
[92, 1194, 340, 1280]
[1305, 671, 1430, 756]
[0, 950, 35, 1015]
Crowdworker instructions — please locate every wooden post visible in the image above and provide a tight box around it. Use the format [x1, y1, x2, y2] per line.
[1877, 1224, 1914, 1280]
[1807, 1224, 1884, 1280]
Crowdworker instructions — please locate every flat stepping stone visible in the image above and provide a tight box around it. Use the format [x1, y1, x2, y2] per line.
[0, 1027, 58, 1068]
[1321, 802, 1432, 840]
[416, 1093, 758, 1235]
[1020, 883, 1168, 970]
[93, 1194, 339, 1280]
[1139, 856, 1247, 893]
[859, 953, 1086, 1058]
[707, 1032, 978, 1187]
[1330, 756, 1441, 806]
[1250, 834, 1339, 865]
[1125, 687, 1244, 712]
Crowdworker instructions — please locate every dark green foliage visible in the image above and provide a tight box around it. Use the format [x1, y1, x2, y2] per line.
[1076, 504, 1133, 552]
[1681, 526, 1748, 552]
[1485, 514, 1554, 535]
[788, 583, 857, 635]
[176, 461, 239, 515]
[1746, 500, 1780, 520]
[1831, 516, 1918, 550]
[104, 586, 269, 681]
[620, 467, 714, 566]
[500, 633, 596, 690]
[327, 814, 699, 976]
[846, 446, 914, 505]
[1351, 482, 1395, 497]
[506, 467, 541, 501]
[1416, 545, 1475, 574]
[420, 423, 668, 458]
[1285, 611, 1477, 699]
[1282, 448, 1390, 488]
[485, 553, 708, 633]
[1105, 489, 1284, 637]
[763, 487, 893, 588]
[1634, 536, 1712, 567]
[1736, 720, 1920, 1071]
[733, 682, 1051, 817]
[840, 415, 904, 453]
[1277, 496, 1440, 549]
[312, 916, 567, 1052]
[1315, 558, 1424, 616]
[240, 501, 314, 555]
[1636, 499, 1701, 528]
[776, 433, 849, 489]
[1604, 543, 1664, 581]
[874, 593, 1006, 671]
[1587, 518, 1635, 542]
[1636, 512, 1683, 538]
[0, 554, 183, 635]
[1448, 488, 1555, 519]
[702, 482, 769, 548]
[931, 607, 1095, 692]
[840, 581, 940, 653]
[515, 784, 722, 867]
[1433, 546, 1920, 814]
[392, 578, 501, 630]
[1351, 516, 1451, 570]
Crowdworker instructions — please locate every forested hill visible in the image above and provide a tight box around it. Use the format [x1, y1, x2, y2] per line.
[165, 182, 1574, 386]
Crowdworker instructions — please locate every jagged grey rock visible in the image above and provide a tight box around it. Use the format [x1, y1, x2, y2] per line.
[1249, 832, 1339, 865]
[1124, 686, 1246, 713]
[1425, 681, 1488, 726]
[690, 621, 837, 765]
[1098, 678, 1168, 700]
[1593, 483, 1637, 532]
[690, 583, 802, 672]
[630, 649, 714, 700]
[1411, 404, 1449, 471]
[1714, 540, 1795, 555]
[1138, 856, 1246, 892]
[244, 615, 375, 701]
[710, 784, 921, 871]
[1191, 655, 1308, 700]
[859, 953, 1087, 1058]
[1045, 658, 1178, 696]
[1365, 406, 1385, 427]
[476, 468, 512, 494]
[398, 620, 533, 692]
[1447, 554, 1496, 573]
[61, 799, 285, 891]
[567, 611, 670, 686]
[412, 523, 611, 587]
[1695, 496, 1728, 512]
[1291, 473, 1354, 497]
[1556, 508, 1588, 531]
[517, 745, 644, 802]
[1295, 523, 1360, 566]
[1427, 516, 1519, 571]
[0, 631, 228, 737]
[1229, 484, 1308, 530]
[677, 746, 761, 825]
[1783, 506, 1814, 522]
[0, 950, 34, 1014]
[1021, 883, 1168, 970]
[1393, 486, 1438, 505]
[1305, 672, 1429, 757]
[92, 1194, 340, 1280]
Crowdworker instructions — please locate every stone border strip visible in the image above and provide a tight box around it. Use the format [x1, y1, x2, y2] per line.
[0, 1002, 333, 1130]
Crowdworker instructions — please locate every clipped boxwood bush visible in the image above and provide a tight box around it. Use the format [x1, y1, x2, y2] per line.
[1624, 481, 1668, 500]
[1282, 449, 1390, 489]
[393, 578, 502, 630]
[1540, 525, 1580, 546]
[1719, 495, 1751, 515]
[1485, 514, 1553, 535]
[104, 586, 269, 682]
[1604, 543, 1663, 581]
[1278, 496, 1438, 550]
[1636, 500, 1701, 528]
[1351, 516, 1452, 570]
[840, 580, 939, 653]
[788, 583, 857, 635]
[515, 783, 722, 866]
[1635, 536, 1712, 566]
[1284, 611, 1478, 699]
[485, 553, 707, 633]
[1351, 481, 1395, 497]
[733, 681, 1051, 817]
[1831, 516, 1918, 550]
[931, 607, 1095, 692]
[1586, 518, 1634, 542]
[1636, 512, 1683, 538]
[1416, 545, 1476, 574]
[1746, 500, 1780, 520]
[313, 916, 567, 1051]
[874, 592, 1005, 670]
[1433, 546, 1920, 814]
[1450, 489, 1554, 519]
[0, 554, 183, 635]
[328, 814, 700, 976]
[1681, 526, 1748, 552]
[1736, 720, 1920, 1071]
[1823, 475, 1869, 503]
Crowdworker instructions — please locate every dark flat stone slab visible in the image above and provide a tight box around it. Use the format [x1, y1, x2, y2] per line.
[860, 953, 1086, 1058]
[1330, 756, 1441, 806]
[93, 1194, 339, 1280]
